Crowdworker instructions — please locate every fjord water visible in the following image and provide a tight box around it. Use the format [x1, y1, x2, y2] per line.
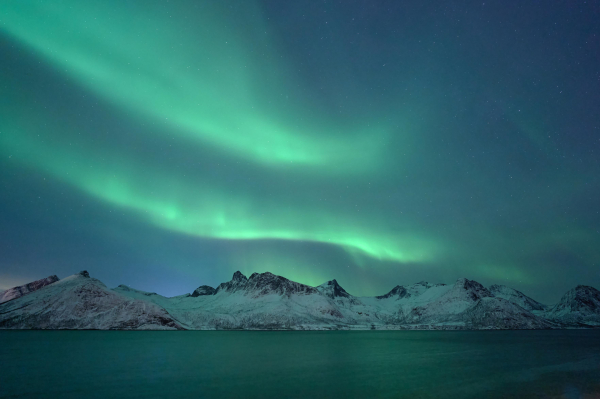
[1, 331, 599, 398]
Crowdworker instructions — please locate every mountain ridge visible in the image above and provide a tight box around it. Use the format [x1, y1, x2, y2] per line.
[1, 270, 598, 330]
[0, 275, 59, 304]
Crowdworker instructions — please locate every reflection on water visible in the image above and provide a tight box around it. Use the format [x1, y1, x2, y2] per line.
[1, 330, 599, 398]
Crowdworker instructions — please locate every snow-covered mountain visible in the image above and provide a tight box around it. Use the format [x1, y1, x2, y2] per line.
[363, 278, 552, 329]
[0, 270, 597, 330]
[544, 285, 600, 327]
[0, 271, 183, 330]
[0, 275, 59, 304]
[114, 272, 348, 330]
[111, 273, 556, 330]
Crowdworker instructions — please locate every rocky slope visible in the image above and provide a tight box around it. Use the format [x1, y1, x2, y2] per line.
[1, 270, 597, 330]
[0, 275, 59, 304]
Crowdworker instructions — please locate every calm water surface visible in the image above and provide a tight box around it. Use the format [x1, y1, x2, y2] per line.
[1, 330, 599, 398]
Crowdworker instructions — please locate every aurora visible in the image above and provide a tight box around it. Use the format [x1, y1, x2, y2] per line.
[0, 0, 598, 303]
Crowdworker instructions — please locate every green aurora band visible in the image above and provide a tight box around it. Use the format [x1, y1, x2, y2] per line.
[0, 0, 439, 265]
[0, 107, 438, 264]
[1, 0, 598, 295]
[0, 1, 392, 170]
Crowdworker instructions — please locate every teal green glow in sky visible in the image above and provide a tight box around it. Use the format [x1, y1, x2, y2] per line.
[0, 104, 438, 264]
[1, 1, 393, 171]
[1, 0, 599, 303]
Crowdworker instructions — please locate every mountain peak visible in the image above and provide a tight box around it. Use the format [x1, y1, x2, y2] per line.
[215, 271, 249, 294]
[191, 285, 216, 297]
[246, 272, 317, 297]
[545, 285, 600, 326]
[575, 285, 598, 292]
[78, 271, 90, 278]
[556, 285, 600, 311]
[453, 278, 493, 301]
[318, 279, 352, 299]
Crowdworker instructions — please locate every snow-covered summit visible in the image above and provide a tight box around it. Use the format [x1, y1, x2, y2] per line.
[545, 285, 600, 326]
[317, 279, 362, 306]
[191, 285, 216, 297]
[454, 278, 493, 301]
[213, 271, 318, 297]
[376, 281, 449, 301]
[317, 279, 352, 299]
[244, 272, 317, 297]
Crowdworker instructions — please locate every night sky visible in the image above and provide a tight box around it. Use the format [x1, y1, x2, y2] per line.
[1, 0, 599, 303]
